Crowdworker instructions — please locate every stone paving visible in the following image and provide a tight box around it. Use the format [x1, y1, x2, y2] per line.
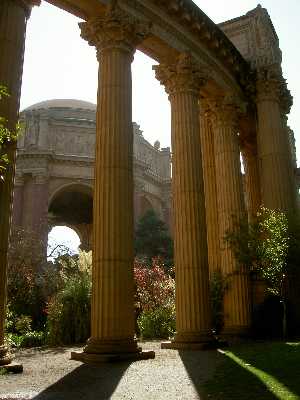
[0, 342, 218, 400]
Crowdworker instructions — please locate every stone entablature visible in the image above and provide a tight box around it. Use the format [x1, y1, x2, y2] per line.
[219, 5, 282, 69]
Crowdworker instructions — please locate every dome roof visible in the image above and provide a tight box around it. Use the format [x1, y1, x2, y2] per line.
[22, 99, 96, 112]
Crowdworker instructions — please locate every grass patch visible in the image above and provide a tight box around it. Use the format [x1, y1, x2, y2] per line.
[204, 342, 300, 400]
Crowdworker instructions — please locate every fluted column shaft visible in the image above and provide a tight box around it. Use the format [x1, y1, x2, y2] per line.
[242, 145, 261, 220]
[11, 174, 24, 227]
[79, 7, 149, 356]
[256, 73, 296, 212]
[0, 0, 36, 363]
[199, 101, 220, 277]
[92, 47, 135, 347]
[154, 54, 211, 346]
[211, 99, 250, 335]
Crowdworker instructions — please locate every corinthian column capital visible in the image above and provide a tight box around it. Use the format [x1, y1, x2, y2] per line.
[79, 3, 150, 59]
[153, 53, 209, 98]
[256, 67, 285, 103]
[209, 95, 244, 130]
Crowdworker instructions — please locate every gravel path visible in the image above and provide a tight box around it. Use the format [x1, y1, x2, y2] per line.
[0, 342, 218, 400]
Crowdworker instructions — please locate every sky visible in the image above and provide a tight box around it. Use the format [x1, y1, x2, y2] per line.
[20, 0, 300, 251]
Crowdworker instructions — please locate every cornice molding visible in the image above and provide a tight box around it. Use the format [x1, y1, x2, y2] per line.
[149, 0, 252, 90]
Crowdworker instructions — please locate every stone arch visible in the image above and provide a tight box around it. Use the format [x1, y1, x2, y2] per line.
[48, 183, 93, 251]
[139, 195, 154, 217]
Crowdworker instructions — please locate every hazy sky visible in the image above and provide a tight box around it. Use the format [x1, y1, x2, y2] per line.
[20, 0, 300, 250]
[21, 0, 300, 155]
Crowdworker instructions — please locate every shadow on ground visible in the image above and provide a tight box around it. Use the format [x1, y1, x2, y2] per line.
[230, 342, 300, 399]
[196, 342, 300, 400]
[178, 350, 218, 400]
[32, 362, 130, 400]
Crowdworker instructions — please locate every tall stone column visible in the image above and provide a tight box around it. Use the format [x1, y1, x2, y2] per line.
[73, 5, 153, 362]
[154, 54, 211, 349]
[21, 172, 49, 241]
[0, 0, 39, 366]
[199, 99, 220, 277]
[210, 96, 251, 336]
[242, 145, 261, 220]
[256, 68, 296, 212]
[11, 172, 24, 227]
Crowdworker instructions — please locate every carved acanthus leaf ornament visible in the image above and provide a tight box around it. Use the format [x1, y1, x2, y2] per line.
[79, 2, 150, 59]
[209, 95, 245, 130]
[153, 53, 209, 98]
[256, 67, 285, 103]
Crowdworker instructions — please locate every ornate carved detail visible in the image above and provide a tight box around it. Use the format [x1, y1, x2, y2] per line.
[209, 95, 245, 130]
[79, 1, 150, 58]
[256, 66, 284, 103]
[153, 53, 209, 97]
[280, 84, 293, 115]
[33, 172, 48, 185]
[14, 172, 24, 186]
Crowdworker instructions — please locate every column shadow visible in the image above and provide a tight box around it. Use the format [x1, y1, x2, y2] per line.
[177, 349, 219, 399]
[179, 349, 279, 400]
[231, 342, 300, 399]
[32, 361, 130, 400]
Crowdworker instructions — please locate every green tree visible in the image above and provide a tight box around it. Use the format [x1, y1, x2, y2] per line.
[134, 209, 173, 267]
[226, 208, 289, 297]
[226, 207, 289, 336]
[0, 85, 19, 182]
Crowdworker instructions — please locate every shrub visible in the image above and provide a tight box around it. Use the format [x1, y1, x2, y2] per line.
[137, 306, 176, 339]
[15, 315, 32, 335]
[46, 252, 92, 345]
[134, 261, 176, 339]
[5, 331, 45, 348]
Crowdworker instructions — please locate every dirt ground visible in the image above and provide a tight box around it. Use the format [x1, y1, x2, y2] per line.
[0, 341, 218, 400]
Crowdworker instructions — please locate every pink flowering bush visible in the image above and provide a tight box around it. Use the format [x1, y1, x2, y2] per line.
[134, 259, 176, 339]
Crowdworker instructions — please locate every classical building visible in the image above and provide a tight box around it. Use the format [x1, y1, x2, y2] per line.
[12, 99, 171, 250]
[1, 0, 299, 365]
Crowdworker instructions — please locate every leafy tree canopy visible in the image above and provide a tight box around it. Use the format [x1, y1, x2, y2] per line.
[134, 209, 173, 267]
[226, 207, 289, 297]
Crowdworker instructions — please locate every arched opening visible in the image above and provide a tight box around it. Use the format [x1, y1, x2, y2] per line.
[140, 196, 154, 217]
[47, 226, 81, 260]
[48, 184, 93, 254]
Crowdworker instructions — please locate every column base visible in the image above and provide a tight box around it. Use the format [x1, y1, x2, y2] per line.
[71, 350, 155, 363]
[71, 337, 155, 363]
[221, 325, 250, 339]
[0, 345, 12, 366]
[161, 332, 214, 350]
[0, 363, 23, 373]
